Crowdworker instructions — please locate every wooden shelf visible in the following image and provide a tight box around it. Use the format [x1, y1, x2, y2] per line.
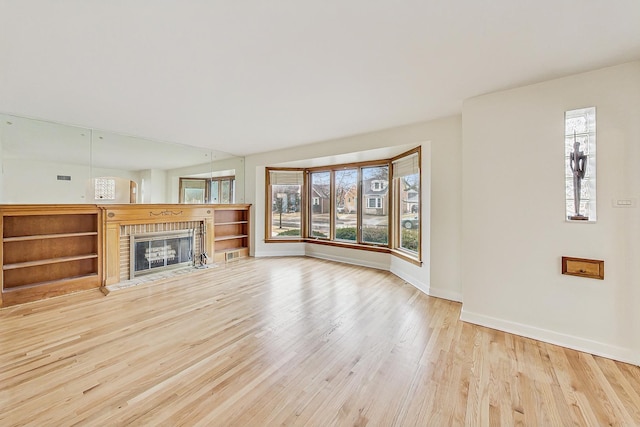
[215, 221, 248, 226]
[3, 231, 98, 242]
[3, 254, 99, 270]
[214, 234, 248, 242]
[1, 206, 103, 307]
[213, 205, 250, 262]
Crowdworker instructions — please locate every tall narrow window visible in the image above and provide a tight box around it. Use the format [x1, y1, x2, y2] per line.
[361, 165, 389, 245]
[268, 170, 303, 238]
[310, 171, 331, 238]
[393, 152, 420, 254]
[210, 180, 219, 203]
[565, 107, 596, 221]
[335, 169, 358, 242]
[220, 179, 232, 203]
[210, 176, 235, 204]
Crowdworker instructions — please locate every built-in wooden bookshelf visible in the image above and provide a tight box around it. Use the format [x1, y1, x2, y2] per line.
[1, 205, 103, 307]
[213, 205, 250, 262]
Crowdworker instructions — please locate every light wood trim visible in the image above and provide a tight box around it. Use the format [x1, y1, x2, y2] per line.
[306, 158, 396, 172]
[392, 146, 422, 262]
[104, 223, 121, 286]
[390, 248, 423, 266]
[204, 218, 215, 259]
[0, 213, 3, 307]
[101, 204, 216, 225]
[0, 257, 637, 425]
[390, 145, 421, 164]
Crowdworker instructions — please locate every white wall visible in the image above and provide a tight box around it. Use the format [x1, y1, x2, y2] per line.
[0, 127, 4, 202]
[3, 158, 91, 203]
[461, 61, 640, 365]
[2, 159, 142, 204]
[139, 169, 167, 203]
[244, 115, 463, 301]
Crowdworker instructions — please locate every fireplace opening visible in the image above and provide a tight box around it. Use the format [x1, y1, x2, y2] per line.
[130, 229, 194, 278]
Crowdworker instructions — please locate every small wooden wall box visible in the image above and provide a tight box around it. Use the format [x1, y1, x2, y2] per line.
[562, 256, 604, 280]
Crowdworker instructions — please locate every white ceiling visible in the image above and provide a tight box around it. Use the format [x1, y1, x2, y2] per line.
[1, 1, 639, 157]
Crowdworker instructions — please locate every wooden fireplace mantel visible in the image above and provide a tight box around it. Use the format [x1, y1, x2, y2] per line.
[101, 204, 218, 225]
[100, 204, 250, 287]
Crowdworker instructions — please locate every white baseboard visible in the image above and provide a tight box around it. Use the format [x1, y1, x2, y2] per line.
[254, 249, 305, 257]
[460, 309, 639, 366]
[428, 287, 462, 302]
[390, 266, 429, 295]
[306, 251, 389, 271]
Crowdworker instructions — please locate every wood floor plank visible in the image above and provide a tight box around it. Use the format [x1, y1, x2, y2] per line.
[1, 256, 639, 426]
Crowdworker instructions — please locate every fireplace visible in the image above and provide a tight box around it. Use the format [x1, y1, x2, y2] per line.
[130, 229, 195, 278]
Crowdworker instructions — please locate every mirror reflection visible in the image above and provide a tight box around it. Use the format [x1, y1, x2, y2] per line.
[0, 113, 244, 204]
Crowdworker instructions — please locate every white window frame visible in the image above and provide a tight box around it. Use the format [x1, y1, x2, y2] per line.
[367, 197, 382, 209]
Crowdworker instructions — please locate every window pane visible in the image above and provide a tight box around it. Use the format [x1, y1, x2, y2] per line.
[180, 178, 206, 203]
[310, 171, 330, 239]
[210, 181, 219, 203]
[399, 172, 420, 252]
[361, 166, 388, 245]
[221, 180, 231, 204]
[95, 177, 116, 200]
[271, 183, 302, 237]
[335, 169, 358, 242]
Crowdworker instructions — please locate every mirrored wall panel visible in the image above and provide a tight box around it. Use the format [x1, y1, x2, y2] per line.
[0, 114, 244, 204]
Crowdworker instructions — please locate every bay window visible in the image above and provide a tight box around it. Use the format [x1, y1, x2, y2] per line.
[266, 147, 421, 262]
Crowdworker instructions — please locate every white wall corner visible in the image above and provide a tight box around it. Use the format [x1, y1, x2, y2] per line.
[390, 265, 430, 296]
[460, 308, 640, 366]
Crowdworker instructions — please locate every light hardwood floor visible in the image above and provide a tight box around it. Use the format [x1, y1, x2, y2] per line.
[1, 257, 639, 426]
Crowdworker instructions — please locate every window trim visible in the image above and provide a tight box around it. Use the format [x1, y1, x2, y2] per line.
[367, 196, 382, 209]
[265, 168, 305, 240]
[392, 147, 422, 261]
[179, 175, 236, 204]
